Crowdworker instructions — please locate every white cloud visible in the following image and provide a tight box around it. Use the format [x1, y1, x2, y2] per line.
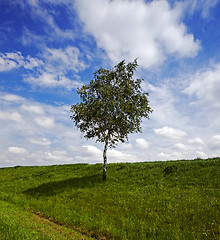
[212, 135, 220, 143]
[174, 143, 189, 151]
[118, 143, 133, 150]
[157, 151, 183, 160]
[8, 146, 28, 155]
[143, 82, 186, 126]
[23, 46, 85, 90]
[29, 137, 51, 146]
[0, 54, 18, 71]
[29, 151, 73, 164]
[210, 135, 220, 149]
[184, 0, 219, 18]
[44, 151, 72, 162]
[0, 93, 80, 166]
[26, 72, 59, 88]
[0, 89, 219, 167]
[154, 126, 187, 139]
[0, 51, 43, 72]
[76, 145, 138, 163]
[0, 93, 25, 103]
[25, 72, 81, 90]
[35, 116, 55, 129]
[21, 104, 44, 115]
[75, 0, 200, 68]
[108, 149, 137, 162]
[135, 138, 149, 149]
[0, 111, 24, 123]
[82, 145, 102, 158]
[1, 47, 85, 90]
[195, 151, 208, 159]
[184, 63, 220, 108]
[74, 145, 103, 163]
[43, 46, 86, 73]
[188, 137, 204, 145]
[24, 55, 43, 69]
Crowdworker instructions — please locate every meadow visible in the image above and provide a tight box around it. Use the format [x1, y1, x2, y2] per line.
[0, 157, 219, 239]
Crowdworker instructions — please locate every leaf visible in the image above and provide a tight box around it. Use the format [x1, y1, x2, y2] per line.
[70, 59, 153, 147]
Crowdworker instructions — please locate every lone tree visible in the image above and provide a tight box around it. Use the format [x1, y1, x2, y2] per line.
[70, 59, 152, 180]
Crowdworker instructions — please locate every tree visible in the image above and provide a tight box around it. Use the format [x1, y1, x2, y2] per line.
[70, 59, 152, 180]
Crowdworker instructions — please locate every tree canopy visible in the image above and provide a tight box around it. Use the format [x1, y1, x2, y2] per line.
[70, 59, 152, 180]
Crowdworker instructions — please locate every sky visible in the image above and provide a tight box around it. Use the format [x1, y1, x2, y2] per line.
[0, 0, 220, 167]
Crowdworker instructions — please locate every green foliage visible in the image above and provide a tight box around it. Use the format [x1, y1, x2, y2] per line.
[70, 59, 152, 147]
[0, 158, 219, 239]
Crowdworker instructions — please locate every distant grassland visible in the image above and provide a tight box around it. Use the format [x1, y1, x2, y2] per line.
[0, 158, 219, 239]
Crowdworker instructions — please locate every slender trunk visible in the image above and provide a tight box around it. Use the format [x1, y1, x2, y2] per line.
[102, 140, 108, 181]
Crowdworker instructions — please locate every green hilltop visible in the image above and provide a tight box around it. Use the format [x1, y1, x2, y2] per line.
[0, 158, 219, 239]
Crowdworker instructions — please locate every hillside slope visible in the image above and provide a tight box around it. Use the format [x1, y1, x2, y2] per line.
[0, 158, 219, 239]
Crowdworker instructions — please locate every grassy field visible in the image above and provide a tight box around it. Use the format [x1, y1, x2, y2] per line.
[0, 157, 219, 239]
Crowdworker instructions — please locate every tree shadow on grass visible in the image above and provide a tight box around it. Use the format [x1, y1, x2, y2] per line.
[23, 173, 102, 197]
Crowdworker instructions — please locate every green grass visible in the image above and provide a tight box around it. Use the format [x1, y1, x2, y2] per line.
[0, 158, 219, 239]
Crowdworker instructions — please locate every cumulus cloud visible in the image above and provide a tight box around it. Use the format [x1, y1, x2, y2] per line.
[82, 145, 102, 158]
[25, 72, 81, 90]
[157, 151, 183, 160]
[74, 145, 103, 163]
[0, 92, 81, 166]
[21, 104, 44, 115]
[8, 146, 28, 155]
[76, 145, 138, 163]
[108, 149, 137, 162]
[75, 0, 200, 68]
[174, 143, 189, 151]
[29, 137, 51, 146]
[0, 51, 43, 72]
[23, 46, 85, 90]
[44, 151, 73, 162]
[0, 46, 85, 90]
[135, 138, 149, 149]
[154, 126, 187, 139]
[0, 89, 218, 166]
[0, 111, 24, 123]
[28, 151, 73, 165]
[43, 46, 86, 73]
[188, 137, 204, 145]
[35, 116, 55, 129]
[0, 93, 25, 103]
[184, 63, 220, 108]
[0, 55, 17, 71]
[195, 151, 208, 159]
[142, 82, 185, 126]
[210, 135, 220, 149]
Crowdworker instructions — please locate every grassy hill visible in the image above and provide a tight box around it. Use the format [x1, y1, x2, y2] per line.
[0, 158, 219, 239]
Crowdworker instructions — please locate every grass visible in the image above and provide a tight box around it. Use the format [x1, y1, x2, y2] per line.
[0, 157, 219, 239]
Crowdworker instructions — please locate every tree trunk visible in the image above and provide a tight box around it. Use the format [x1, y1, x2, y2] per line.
[102, 140, 108, 181]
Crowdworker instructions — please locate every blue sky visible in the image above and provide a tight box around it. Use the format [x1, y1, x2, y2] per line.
[0, 0, 220, 167]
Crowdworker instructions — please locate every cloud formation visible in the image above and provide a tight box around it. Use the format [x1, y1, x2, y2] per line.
[8, 146, 28, 155]
[35, 117, 55, 129]
[136, 138, 149, 149]
[154, 126, 187, 139]
[0, 0, 220, 167]
[0, 52, 43, 72]
[0, 111, 24, 123]
[184, 63, 220, 108]
[75, 0, 200, 68]
[184, 0, 220, 18]
[0, 46, 85, 90]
